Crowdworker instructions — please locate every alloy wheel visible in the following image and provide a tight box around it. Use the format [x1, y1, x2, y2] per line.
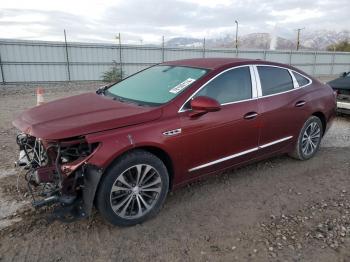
[109, 164, 162, 219]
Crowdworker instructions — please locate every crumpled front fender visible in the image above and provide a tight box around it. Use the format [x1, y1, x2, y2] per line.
[82, 164, 103, 216]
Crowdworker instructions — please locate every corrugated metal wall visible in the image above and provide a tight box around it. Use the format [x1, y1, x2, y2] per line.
[1, 39, 350, 83]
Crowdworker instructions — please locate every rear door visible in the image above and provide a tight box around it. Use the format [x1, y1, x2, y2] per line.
[254, 65, 309, 153]
[178, 66, 260, 176]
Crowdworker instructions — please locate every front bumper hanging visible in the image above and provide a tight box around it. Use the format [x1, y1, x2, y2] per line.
[15, 133, 103, 222]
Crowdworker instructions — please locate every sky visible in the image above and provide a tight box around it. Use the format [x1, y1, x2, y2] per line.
[0, 0, 349, 44]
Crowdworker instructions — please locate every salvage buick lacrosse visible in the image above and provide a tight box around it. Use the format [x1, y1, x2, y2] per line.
[13, 58, 336, 226]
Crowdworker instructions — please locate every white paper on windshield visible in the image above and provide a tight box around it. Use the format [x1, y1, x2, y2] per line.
[169, 78, 196, 94]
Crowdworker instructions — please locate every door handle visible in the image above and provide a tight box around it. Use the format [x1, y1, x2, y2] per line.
[243, 112, 258, 120]
[295, 101, 306, 107]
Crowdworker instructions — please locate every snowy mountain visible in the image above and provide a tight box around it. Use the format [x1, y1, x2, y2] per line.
[165, 30, 349, 51]
[301, 30, 350, 50]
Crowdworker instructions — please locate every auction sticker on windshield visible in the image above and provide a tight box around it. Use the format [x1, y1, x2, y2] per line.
[169, 78, 196, 94]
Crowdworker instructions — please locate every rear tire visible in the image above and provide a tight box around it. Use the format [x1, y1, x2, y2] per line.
[96, 150, 169, 226]
[289, 116, 323, 160]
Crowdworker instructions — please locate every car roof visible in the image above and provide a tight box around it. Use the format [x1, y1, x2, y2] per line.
[163, 58, 283, 70]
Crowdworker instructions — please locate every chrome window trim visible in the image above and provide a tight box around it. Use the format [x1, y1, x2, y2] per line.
[290, 70, 313, 88]
[178, 64, 314, 112]
[188, 136, 293, 172]
[250, 65, 259, 98]
[289, 69, 299, 88]
[253, 65, 313, 98]
[178, 65, 257, 113]
[252, 65, 262, 97]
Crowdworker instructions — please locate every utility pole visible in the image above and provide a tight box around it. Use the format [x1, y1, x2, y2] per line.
[295, 27, 305, 51]
[115, 33, 123, 79]
[235, 20, 239, 50]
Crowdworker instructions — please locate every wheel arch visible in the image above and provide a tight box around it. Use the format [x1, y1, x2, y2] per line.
[311, 111, 326, 136]
[102, 145, 175, 191]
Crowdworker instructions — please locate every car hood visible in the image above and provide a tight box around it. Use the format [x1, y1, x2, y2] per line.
[13, 92, 162, 140]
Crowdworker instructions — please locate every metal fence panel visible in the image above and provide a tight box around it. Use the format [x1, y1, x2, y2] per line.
[238, 51, 265, 60]
[291, 52, 314, 65]
[333, 64, 350, 74]
[68, 45, 119, 63]
[3, 64, 66, 82]
[0, 38, 349, 83]
[165, 48, 203, 61]
[316, 53, 333, 63]
[205, 50, 235, 58]
[334, 53, 350, 63]
[123, 64, 151, 76]
[122, 46, 162, 63]
[295, 65, 314, 75]
[265, 51, 290, 64]
[1, 42, 66, 63]
[315, 65, 333, 75]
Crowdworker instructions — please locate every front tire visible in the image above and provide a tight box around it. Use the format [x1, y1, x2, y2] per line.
[289, 116, 323, 160]
[96, 150, 169, 226]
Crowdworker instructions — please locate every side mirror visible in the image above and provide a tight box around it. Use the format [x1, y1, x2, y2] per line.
[189, 96, 221, 117]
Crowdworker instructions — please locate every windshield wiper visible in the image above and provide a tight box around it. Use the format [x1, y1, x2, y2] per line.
[96, 85, 109, 95]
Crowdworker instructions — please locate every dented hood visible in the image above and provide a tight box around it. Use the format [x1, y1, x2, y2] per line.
[13, 92, 162, 140]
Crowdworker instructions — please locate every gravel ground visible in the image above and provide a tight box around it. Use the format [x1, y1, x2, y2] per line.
[0, 80, 349, 262]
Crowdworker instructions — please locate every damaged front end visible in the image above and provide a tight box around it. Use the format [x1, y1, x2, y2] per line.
[15, 133, 102, 222]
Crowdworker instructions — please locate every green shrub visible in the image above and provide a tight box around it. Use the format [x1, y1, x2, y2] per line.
[327, 40, 350, 52]
[102, 61, 123, 82]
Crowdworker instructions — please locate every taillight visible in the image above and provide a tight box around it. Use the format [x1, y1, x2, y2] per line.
[333, 90, 338, 97]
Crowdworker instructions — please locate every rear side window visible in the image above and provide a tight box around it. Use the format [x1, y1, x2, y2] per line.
[194, 66, 252, 104]
[257, 66, 294, 96]
[293, 71, 310, 87]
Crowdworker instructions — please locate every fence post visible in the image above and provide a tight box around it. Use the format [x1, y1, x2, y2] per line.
[63, 30, 71, 81]
[263, 50, 267, 60]
[330, 50, 336, 75]
[0, 49, 5, 84]
[202, 38, 206, 58]
[162, 36, 165, 62]
[117, 33, 123, 79]
[312, 51, 317, 76]
[289, 50, 292, 66]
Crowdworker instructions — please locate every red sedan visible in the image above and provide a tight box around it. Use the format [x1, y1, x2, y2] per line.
[13, 58, 336, 226]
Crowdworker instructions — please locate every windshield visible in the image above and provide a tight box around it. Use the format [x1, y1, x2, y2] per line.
[106, 65, 208, 105]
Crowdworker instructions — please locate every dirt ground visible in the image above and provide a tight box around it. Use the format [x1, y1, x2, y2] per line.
[0, 80, 350, 262]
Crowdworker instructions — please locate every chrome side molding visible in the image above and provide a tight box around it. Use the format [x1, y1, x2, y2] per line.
[189, 136, 293, 172]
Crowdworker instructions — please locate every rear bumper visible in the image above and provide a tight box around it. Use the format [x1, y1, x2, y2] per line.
[337, 101, 350, 114]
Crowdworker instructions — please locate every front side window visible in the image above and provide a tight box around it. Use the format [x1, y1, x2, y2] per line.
[257, 66, 294, 96]
[192, 66, 252, 105]
[293, 71, 310, 87]
[106, 65, 208, 105]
